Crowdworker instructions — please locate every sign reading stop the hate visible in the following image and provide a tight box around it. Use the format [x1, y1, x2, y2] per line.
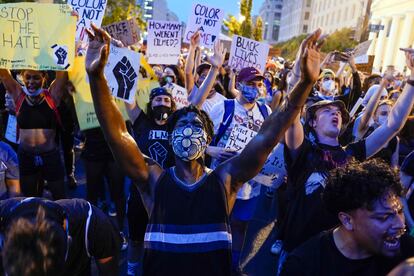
[184, 3, 224, 49]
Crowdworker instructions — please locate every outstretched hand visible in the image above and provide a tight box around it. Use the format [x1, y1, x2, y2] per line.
[85, 23, 111, 76]
[299, 28, 325, 83]
[208, 41, 226, 69]
[190, 30, 201, 48]
[401, 48, 414, 75]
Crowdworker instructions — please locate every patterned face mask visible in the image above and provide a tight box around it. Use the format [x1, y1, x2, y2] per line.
[172, 125, 208, 161]
[239, 83, 259, 103]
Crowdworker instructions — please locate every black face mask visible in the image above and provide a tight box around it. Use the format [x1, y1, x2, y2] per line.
[152, 106, 172, 121]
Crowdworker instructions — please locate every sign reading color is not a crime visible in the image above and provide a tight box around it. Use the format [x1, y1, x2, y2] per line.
[228, 35, 270, 73]
[183, 3, 224, 49]
[0, 3, 76, 70]
[147, 20, 182, 65]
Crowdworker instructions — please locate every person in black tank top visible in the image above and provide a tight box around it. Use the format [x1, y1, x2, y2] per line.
[86, 25, 324, 276]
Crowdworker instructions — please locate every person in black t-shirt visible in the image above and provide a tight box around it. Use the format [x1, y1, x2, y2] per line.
[0, 197, 120, 276]
[85, 25, 324, 275]
[281, 159, 414, 276]
[124, 87, 176, 275]
[278, 48, 414, 264]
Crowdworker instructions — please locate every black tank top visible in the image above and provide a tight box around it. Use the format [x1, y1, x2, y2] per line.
[143, 168, 232, 276]
[17, 97, 57, 129]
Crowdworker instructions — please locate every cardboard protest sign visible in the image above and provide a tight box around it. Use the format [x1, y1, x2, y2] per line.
[102, 19, 140, 46]
[147, 20, 182, 65]
[69, 0, 107, 42]
[69, 56, 129, 131]
[104, 46, 141, 104]
[225, 124, 285, 187]
[167, 83, 189, 109]
[228, 35, 270, 73]
[183, 3, 224, 49]
[0, 3, 76, 70]
[353, 40, 372, 64]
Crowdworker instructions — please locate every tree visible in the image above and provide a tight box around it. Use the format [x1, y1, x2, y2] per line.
[253, 16, 263, 41]
[240, 16, 253, 39]
[222, 0, 254, 39]
[223, 15, 241, 36]
[102, 0, 146, 31]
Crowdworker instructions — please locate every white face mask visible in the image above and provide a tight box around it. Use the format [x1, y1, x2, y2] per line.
[322, 80, 336, 95]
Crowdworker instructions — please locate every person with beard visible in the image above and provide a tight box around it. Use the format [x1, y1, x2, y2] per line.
[281, 159, 413, 276]
[85, 24, 324, 275]
[274, 47, 414, 271]
[124, 86, 176, 275]
[0, 69, 67, 200]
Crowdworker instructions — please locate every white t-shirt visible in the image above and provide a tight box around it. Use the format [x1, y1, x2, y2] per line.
[202, 92, 226, 114]
[209, 99, 272, 199]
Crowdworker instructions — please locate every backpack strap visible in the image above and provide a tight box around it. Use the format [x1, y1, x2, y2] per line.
[42, 89, 64, 130]
[257, 102, 270, 119]
[211, 99, 235, 146]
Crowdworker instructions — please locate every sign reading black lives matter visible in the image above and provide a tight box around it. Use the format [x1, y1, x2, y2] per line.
[184, 3, 224, 49]
[103, 19, 140, 46]
[103, 46, 140, 104]
[229, 35, 270, 73]
[69, 0, 107, 42]
[147, 20, 182, 65]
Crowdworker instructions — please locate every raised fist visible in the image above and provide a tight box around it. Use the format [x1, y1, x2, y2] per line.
[112, 56, 137, 100]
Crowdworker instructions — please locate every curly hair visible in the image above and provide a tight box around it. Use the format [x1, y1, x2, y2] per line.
[167, 105, 214, 143]
[322, 158, 403, 215]
[2, 206, 67, 276]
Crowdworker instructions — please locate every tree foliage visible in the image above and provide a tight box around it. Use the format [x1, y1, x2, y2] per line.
[274, 28, 358, 61]
[222, 0, 255, 39]
[223, 15, 241, 37]
[102, 0, 146, 31]
[253, 16, 263, 41]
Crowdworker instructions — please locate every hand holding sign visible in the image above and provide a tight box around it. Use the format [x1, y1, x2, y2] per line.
[85, 23, 110, 76]
[190, 30, 201, 48]
[113, 56, 137, 99]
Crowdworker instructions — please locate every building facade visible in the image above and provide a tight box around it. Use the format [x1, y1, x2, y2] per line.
[368, 0, 414, 72]
[278, 0, 312, 42]
[137, 0, 179, 22]
[258, 0, 284, 44]
[309, 0, 369, 35]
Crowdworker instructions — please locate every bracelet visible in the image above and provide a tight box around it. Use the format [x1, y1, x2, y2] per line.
[407, 78, 414, 87]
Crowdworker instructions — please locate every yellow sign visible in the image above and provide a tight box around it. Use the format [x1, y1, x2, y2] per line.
[0, 3, 76, 70]
[136, 56, 159, 113]
[68, 56, 129, 131]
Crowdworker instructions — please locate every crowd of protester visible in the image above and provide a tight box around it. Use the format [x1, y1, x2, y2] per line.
[0, 17, 414, 276]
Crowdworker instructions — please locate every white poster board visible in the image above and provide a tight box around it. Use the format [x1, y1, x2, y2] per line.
[183, 3, 224, 49]
[167, 83, 189, 109]
[147, 20, 182, 65]
[103, 46, 141, 104]
[69, 0, 107, 42]
[5, 115, 18, 144]
[228, 35, 270, 73]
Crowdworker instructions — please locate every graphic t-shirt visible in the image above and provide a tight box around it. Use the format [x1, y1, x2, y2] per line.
[209, 99, 272, 199]
[0, 142, 19, 194]
[132, 112, 174, 169]
[281, 138, 366, 251]
[281, 230, 414, 276]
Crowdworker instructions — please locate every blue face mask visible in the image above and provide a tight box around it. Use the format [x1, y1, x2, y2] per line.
[239, 84, 259, 103]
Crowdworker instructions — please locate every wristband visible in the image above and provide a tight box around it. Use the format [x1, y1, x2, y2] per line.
[407, 78, 414, 87]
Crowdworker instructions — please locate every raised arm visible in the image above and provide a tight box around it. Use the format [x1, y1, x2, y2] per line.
[188, 41, 226, 108]
[0, 69, 22, 102]
[355, 79, 388, 140]
[124, 100, 142, 123]
[85, 24, 160, 185]
[227, 69, 239, 98]
[184, 31, 200, 92]
[216, 29, 323, 197]
[365, 49, 414, 158]
[49, 71, 69, 106]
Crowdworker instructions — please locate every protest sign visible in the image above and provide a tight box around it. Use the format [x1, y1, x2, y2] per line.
[167, 83, 189, 109]
[183, 3, 224, 49]
[228, 35, 270, 73]
[102, 19, 140, 46]
[104, 46, 141, 104]
[225, 124, 286, 187]
[69, 0, 107, 42]
[136, 55, 159, 113]
[5, 115, 18, 144]
[0, 3, 76, 70]
[69, 56, 129, 131]
[147, 20, 182, 65]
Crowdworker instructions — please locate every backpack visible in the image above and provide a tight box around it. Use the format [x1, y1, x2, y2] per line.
[211, 99, 270, 146]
